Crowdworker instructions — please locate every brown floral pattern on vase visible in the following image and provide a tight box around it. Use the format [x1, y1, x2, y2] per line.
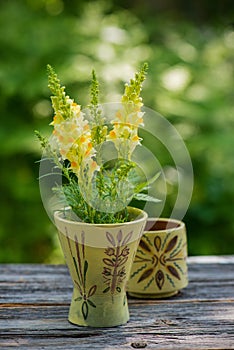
[132, 232, 187, 291]
[65, 228, 97, 320]
[102, 229, 132, 295]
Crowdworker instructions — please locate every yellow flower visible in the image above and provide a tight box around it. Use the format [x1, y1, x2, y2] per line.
[50, 113, 64, 126]
[132, 135, 140, 142]
[107, 106, 144, 159]
[109, 130, 117, 139]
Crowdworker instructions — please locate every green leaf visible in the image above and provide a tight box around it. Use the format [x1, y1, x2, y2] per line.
[134, 171, 161, 194]
[133, 193, 161, 203]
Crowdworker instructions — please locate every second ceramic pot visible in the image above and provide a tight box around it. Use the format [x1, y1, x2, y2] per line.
[127, 218, 188, 298]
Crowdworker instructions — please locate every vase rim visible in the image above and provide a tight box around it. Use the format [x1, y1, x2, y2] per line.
[54, 206, 148, 228]
[145, 217, 185, 232]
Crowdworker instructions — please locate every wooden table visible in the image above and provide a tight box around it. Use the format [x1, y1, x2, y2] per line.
[0, 256, 234, 349]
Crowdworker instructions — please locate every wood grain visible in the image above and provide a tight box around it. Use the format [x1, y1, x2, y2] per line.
[0, 256, 234, 349]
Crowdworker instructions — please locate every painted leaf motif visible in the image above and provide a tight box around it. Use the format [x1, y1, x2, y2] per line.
[103, 286, 110, 293]
[74, 296, 82, 302]
[121, 246, 129, 257]
[122, 231, 133, 245]
[117, 256, 128, 267]
[81, 231, 85, 259]
[102, 267, 111, 276]
[164, 236, 178, 253]
[75, 234, 81, 263]
[154, 235, 161, 252]
[117, 230, 123, 244]
[103, 258, 115, 267]
[105, 247, 115, 256]
[82, 301, 88, 320]
[73, 257, 82, 284]
[106, 231, 116, 247]
[139, 239, 152, 253]
[138, 268, 154, 283]
[83, 260, 88, 281]
[87, 299, 96, 308]
[167, 265, 180, 280]
[134, 255, 151, 263]
[74, 280, 83, 294]
[88, 285, 97, 298]
[155, 269, 164, 290]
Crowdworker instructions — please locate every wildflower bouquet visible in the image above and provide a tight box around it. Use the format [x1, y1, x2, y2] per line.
[36, 63, 159, 224]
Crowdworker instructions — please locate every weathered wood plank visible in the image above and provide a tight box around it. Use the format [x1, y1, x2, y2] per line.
[1, 260, 234, 304]
[0, 257, 233, 349]
[1, 301, 234, 332]
[1, 256, 234, 283]
[0, 302, 233, 349]
[0, 337, 233, 350]
[1, 280, 233, 304]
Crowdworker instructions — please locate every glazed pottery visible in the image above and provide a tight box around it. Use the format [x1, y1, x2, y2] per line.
[54, 207, 147, 327]
[127, 218, 188, 298]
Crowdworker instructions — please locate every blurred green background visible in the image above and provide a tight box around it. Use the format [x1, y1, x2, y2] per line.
[0, 0, 233, 263]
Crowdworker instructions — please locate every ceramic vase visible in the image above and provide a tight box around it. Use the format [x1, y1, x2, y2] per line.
[127, 218, 188, 298]
[54, 207, 147, 327]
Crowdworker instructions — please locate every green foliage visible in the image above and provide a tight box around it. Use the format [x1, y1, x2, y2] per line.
[0, 0, 233, 262]
[142, 20, 234, 255]
[57, 178, 129, 224]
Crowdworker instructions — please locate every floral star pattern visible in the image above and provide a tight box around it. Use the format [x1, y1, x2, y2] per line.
[130, 231, 187, 291]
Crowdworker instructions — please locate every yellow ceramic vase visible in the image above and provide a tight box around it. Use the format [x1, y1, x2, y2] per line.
[54, 207, 147, 327]
[127, 218, 188, 298]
